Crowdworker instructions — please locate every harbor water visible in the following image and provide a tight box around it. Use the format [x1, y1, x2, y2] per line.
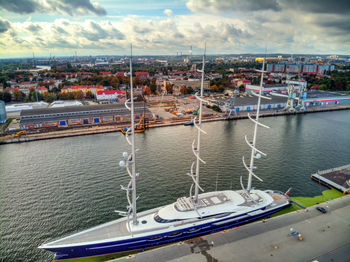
[0, 110, 350, 261]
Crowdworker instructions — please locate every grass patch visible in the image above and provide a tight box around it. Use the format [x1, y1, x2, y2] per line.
[291, 188, 343, 207]
[272, 188, 344, 217]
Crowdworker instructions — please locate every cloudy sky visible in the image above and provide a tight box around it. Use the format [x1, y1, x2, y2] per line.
[0, 0, 349, 58]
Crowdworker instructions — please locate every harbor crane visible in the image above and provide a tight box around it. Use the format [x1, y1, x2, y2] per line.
[271, 76, 307, 112]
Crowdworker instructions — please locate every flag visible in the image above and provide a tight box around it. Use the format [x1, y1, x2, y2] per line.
[284, 188, 292, 196]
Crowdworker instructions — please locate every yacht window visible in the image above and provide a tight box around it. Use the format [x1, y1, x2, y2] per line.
[168, 232, 182, 237]
[148, 235, 163, 241]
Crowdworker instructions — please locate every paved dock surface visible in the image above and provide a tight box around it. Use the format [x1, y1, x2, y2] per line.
[116, 195, 350, 262]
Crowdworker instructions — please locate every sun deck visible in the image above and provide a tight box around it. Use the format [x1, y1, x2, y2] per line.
[175, 193, 230, 212]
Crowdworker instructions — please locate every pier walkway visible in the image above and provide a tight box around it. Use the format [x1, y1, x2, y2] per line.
[116, 195, 350, 262]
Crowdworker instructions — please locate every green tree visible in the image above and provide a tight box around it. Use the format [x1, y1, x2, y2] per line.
[85, 90, 95, 99]
[150, 83, 157, 94]
[43, 92, 57, 103]
[13, 89, 25, 102]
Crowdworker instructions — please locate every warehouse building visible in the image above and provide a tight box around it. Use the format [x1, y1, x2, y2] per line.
[20, 103, 150, 130]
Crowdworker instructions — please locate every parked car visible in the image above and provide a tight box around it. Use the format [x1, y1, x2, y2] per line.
[316, 207, 327, 213]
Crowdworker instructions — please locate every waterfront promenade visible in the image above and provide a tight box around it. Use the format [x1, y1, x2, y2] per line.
[116, 195, 350, 262]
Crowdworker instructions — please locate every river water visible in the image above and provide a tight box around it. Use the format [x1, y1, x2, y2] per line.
[0, 110, 349, 261]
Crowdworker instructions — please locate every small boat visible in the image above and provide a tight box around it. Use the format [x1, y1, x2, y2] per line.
[39, 51, 290, 261]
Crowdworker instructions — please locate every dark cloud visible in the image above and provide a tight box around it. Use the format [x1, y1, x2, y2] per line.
[82, 21, 124, 41]
[317, 17, 350, 34]
[52, 25, 68, 35]
[283, 0, 350, 15]
[0, 19, 11, 33]
[26, 24, 42, 33]
[0, 0, 107, 16]
[50, 0, 107, 16]
[0, 0, 39, 14]
[187, 0, 281, 12]
[187, 0, 350, 14]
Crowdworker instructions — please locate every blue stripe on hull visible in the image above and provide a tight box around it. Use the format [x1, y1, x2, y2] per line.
[52, 204, 289, 260]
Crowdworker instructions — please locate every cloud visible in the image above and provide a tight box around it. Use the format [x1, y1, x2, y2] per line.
[0, 19, 11, 33]
[26, 23, 42, 33]
[0, 0, 39, 14]
[186, 0, 350, 14]
[164, 9, 173, 16]
[186, 0, 281, 13]
[0, 12, 349, 57]
[283, 0, 350, 15]
[0, 0, 107, 16]
[316, 16, 350, 34]
[48, 0, 107, 16]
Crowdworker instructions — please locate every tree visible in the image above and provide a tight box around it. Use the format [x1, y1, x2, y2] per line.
[165, 83, 173, 94]
[13, 89, 25, 102]
[73, 90, 84, 99]
[29, 89, 42, 102]
[43, 92, 57, 103]
[186, 86, 194, 94]
[180, 87, 187, 95]
[85, 90, 95, 99]
[150, 83, 157, 94]
[142, 86, 151, 96]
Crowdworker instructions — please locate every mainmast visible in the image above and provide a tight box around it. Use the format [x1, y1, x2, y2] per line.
[243, 57, 271, 193]
[118, 44, 138, 228]
[188, 46, 208, 205]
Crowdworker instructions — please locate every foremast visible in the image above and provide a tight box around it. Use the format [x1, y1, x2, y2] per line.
[188, 46, 208, 206]
[242, 57, 272, 193]
[118, 45, 138, 228]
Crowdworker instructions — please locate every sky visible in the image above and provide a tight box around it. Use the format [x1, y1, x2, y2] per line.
[0, 0, 349, 58]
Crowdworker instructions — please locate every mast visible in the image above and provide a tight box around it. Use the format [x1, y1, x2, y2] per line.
[188, 45, 207, 206]
[129, 45, 138, 225]
[243, 57, 271, 193]
[118, 44, 138, 228]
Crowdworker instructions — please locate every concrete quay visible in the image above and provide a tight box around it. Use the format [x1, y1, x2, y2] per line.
[116, 195, 350, 262]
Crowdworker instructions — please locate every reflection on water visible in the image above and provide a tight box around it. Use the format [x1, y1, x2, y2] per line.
[0, 110, 349, 261]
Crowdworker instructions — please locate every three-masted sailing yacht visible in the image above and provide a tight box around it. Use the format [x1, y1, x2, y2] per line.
[39, 50, 290, 260]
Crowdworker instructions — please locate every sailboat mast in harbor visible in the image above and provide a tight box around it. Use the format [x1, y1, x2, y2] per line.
[118, 44, 138, 226]
[190, 46, 207, 205]
[243, 57, 271, 192]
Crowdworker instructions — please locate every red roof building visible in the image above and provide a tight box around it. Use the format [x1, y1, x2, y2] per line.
[96, 90, 124, 101]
